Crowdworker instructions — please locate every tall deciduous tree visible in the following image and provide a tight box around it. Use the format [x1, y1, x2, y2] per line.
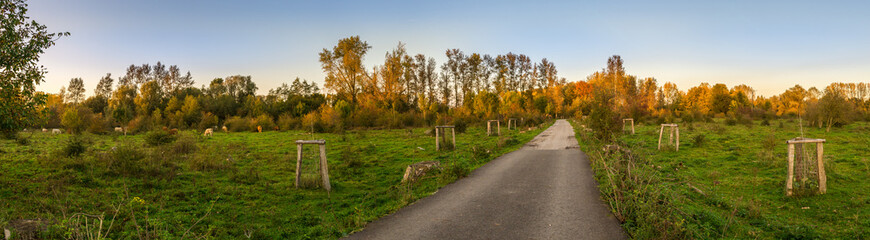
[66, 78, 85, 104]
[0, 0, 67, 135]
[94, 73, 114, 98]
[319, 36, 371, 104]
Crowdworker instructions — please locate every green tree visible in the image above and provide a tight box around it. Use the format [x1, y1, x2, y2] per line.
[0, 0, 68, 136]
[710, 83, 731, 114]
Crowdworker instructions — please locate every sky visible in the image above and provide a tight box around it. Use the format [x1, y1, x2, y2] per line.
[27, 0, 870, 97]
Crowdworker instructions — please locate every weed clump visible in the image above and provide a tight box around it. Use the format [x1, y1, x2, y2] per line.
[172, 134, 198, 154]
[471, 145, 490, 162]
[439, 163, 469, 183]
[692, 134, 706, 147]
[190, 145, 234, 171]
[61, 136, 88, 157]
[144, 130, 176, 146]
[104, 143, 146, 176]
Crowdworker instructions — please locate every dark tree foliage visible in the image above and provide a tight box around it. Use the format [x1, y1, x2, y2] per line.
[0, 0, 67, 136]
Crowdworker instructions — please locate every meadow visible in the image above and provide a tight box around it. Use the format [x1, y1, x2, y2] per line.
[572, 118, 870, 239]
[0, 122, 549, 239]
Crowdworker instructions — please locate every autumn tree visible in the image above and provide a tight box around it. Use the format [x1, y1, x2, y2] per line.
[320, 36, 371, 104]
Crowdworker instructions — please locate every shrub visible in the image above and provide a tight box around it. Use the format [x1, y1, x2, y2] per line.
[224, 116, 250, 132]
[278, 113, 300, 131]
[453, 118, 467, 133]
[250, 114, 276, 132]
[62, 136, 88, 157]
[172, 134, 198, 154]
[439, 162, 469, 183]
[16, 136, 29, 146]
[692, 134, 706, 147]
[199, 112, 219, 130]
[87, 113, 109, 134]
[144, 130, 177, 146]
[498, 136, 519, 148]
[471, 145, 490, 162]
[105, 143, 146, 176]
[725, 117, 737, 126]
[126, 115, 153, 134]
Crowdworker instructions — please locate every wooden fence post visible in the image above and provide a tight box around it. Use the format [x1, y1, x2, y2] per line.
[787, 143, 795, 196]
[817, 142, 826, 194]
[319, 144, 331, 191]
[295, 143, 302, 189]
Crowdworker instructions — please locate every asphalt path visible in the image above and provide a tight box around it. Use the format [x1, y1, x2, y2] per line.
[346, 120, 626, 239]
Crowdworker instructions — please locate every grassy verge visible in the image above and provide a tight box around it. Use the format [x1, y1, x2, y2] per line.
[0, 121, 551, 239]
[570, 119, 870, 239]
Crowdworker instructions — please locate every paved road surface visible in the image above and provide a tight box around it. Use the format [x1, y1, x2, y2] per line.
[346, 120, 626, 239]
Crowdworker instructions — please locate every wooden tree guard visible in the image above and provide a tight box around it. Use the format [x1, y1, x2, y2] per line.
[786, 138, 826, 196]
[657, 124, 679, 151]
[487, 120, 501, 136]
[435, 126, 456, 151]
[507, 118, 518, 130]
[623, 118, 635, 134]
[295, 140, 331, 191]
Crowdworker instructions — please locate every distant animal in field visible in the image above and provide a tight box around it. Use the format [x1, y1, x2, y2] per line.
[273, 126, 279, 131]
[257, 125, 262, 133]
[169, 128, 178, 135]
[51, 129, 62, 134]
[203, 128, 213, 137]
[221, 126, 228, 132]
[42, 128, 48, 132]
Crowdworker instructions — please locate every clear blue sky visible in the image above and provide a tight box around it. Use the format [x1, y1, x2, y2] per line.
[29, 0, 870, 97]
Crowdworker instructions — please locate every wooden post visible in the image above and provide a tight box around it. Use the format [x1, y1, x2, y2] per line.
[295, 143, 302, 189]
[787, 143, 795, 196]
[497, 121, 501, 136]
[435, 127, 440, 151]
[319, 144, 331, 191]
[487, 121, 492, 136]
[817, 142, 826, 194]
[658, 125, 664, 150]
[675, 126, 680, 151]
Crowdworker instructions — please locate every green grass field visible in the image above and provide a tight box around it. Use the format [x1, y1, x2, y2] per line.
[0, 122, 549, 239]
[572, 119, 870, 239]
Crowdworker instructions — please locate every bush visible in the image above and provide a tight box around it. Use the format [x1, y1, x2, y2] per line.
[692, 134, 706, 147]
[453, 118, 468, 133]
[144, 131, 177, 146]
[199, 112, 219, 130]
[62, 136, 88, 157]
[471, 145, 490, 162]
[16, 136, 29, 146]
[498, 136, 519, 148]
[278, 113, 300, 131]
[172, 134, 198, 154]
[250, 114, 276, 132]
[105, 143, 146, 176]
[725, 117, 737, 126]
[224, 116, 250, 132]
[439, 163, 469, 183]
